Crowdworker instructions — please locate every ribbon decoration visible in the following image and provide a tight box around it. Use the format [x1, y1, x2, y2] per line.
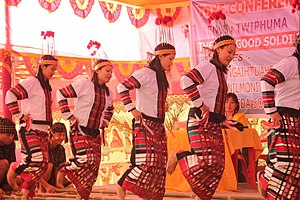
[99, 2, 122, 23]
[69, 0, 94, 18]
[127, 7, 150, 28]
[39, 0, 61, 12]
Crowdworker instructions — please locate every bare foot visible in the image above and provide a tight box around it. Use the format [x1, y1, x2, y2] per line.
[166, 151, 178, 175]
[7, 163, 21, 191]
[194, 196, 201, 200]
[0, 188, 4, 199]
[116, 184, 126, 200]
[257, 171, 267, 198]
[21, 189, 30, 200]
[75, 194, 82, 200]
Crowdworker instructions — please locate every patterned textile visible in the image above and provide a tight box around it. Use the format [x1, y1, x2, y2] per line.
[117, 67, 167, 120]
[48, 143, 66, 186]
[87, 85, 106, 129]
[118, 118, 167, 200]
[14, 128, 49, 193]
[177, 108, 224, 200]
[260, 112, 300, 200]
[60, 124, 101, 200]
[5, 76, 53, 123]
[180, 62, 228, 114]
[57, 79, 114, 128]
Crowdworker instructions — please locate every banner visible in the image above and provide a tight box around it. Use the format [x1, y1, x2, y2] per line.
[190, 0, 298, 115]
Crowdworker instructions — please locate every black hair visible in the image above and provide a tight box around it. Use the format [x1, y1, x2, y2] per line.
[91, 59, 111, 96]
[50, 122, 68, 143]
[210, 35, 235, 74]
[36, 54, 58, 91]
[225, 92, 239, 114]
[148, 43, 175, 91]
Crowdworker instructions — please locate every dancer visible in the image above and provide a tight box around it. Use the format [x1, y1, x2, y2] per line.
[167, 35, 236, 200]
[56, 59, 114, 200]
[258, 35, 300, 199]
[116, 43, 176, 200]
[5, 55, 58, 200]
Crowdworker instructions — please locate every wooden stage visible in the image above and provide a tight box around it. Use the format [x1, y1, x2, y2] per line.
[3, 183, 264, 200]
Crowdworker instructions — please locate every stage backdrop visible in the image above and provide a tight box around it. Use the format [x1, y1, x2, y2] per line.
[190, 0, 298, 115]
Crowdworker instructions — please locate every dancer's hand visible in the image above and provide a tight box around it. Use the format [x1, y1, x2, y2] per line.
[131, 109, 142, 121]
[200, 104, 209, 116]
[269, 112, 281, 125]
[21, 114, 31, 131]
[69, 116, 78, 126]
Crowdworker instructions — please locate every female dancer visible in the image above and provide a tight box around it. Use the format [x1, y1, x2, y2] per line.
[56, 59, 114, 200]
[167, 35, 236, 200]
[5, 55, 58, 200]
[116, 43, 176, 200]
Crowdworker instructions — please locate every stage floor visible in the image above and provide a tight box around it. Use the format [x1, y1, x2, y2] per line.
[3, 183, 264, 200]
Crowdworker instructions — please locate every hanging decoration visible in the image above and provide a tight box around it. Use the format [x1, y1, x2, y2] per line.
[40, 30, 55, 56]
[99, 2, 122, 23]
[127, 7, 150, 28]
[155, 15, 174, 45]
[39, 0, 61, 12]
[206, 10, 231, 36]
[156, 7, 181, 27]
[69, 0, 94, 18]
[5, 0, 22, 6]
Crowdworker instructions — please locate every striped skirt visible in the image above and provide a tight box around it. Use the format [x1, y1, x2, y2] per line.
[12, 128, 49, 198]
[59, 124, 101, 200]
[260, 112, 300, 200]
[177, 109, 224, 200]
[118, 118, 167, 200]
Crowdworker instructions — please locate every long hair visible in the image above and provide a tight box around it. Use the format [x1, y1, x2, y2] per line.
[91, 59, 110, 96]
[36, 54, 57, 91]
[225, 92, 239, 114]
[149, 43, 175, 91]
[210, 35, 235, 74]
[293, 47, 300, 77]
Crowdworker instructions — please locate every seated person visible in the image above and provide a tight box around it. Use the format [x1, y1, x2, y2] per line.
[225, 92, 250, 182]
[40, 122, 71, 193]
[0, 117, 17, 197]
[225, 92, 249, 127]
